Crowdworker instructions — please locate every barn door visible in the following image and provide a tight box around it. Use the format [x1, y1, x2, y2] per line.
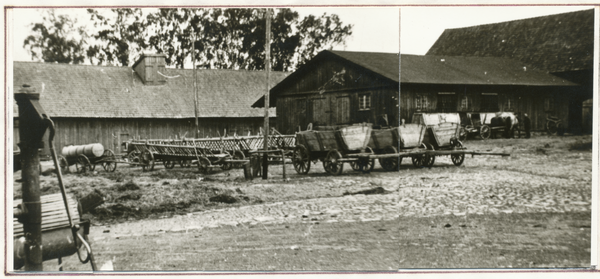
[310, 97, 330, 127]
[335, 96, 350, 125]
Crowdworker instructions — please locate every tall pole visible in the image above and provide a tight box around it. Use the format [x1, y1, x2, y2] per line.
[15, 85, 48, 271]
[262, 8, 271, 179]
[193, 33, 199, 138]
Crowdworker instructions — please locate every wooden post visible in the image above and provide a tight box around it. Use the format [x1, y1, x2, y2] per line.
[193, 33, 199, 138]
[262, 8, 272, 179]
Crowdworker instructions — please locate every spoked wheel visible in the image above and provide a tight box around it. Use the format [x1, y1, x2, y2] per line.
[76, 155, 92, 173]
[197, 156, 211, 174]
[127, 151, 140, 165]
[58, 155, 69, 173]
[350, 161, 361, 171]
[163, 160, 176, 169]
[292, 144, 311, 174]
[423, 143, 436, 168]
[323, 149, 344, 175]
[101, 149, 117, 172]
[140, 149, 155, 172]
[379, 146, 400, 171]
[221, 151, 234, 171]
[480, 125, 491, 140]
[412, 144, 428, 168]
[357, 147, 375, 173]
[451, 141, 465, 166]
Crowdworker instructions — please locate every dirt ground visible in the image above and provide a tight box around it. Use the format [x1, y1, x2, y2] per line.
[11, 133, 594, 271]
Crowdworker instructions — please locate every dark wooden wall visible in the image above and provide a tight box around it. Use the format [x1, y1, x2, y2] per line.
[14, 117, 273, 157]
[273, 58, 399, 134]
[400, 83, 578, 131]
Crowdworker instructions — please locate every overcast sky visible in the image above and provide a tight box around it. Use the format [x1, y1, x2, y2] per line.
[8, 5, 595, 62]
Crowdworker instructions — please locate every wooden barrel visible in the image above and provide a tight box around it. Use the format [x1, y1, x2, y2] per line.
[62, 143, 104, 158]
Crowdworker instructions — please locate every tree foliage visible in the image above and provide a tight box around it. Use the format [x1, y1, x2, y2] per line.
[23, 10, 88, 64]
[23, 8, 353, 71]
[86, 8, 149, 66]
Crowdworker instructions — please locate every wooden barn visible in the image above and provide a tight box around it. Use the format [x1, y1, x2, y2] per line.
[399, 55, 578, 130]
[12, 53, 287, 157]
[253, 50, 576, 134]
[426, 9, 594, 133]
[252, 50, 399, 134]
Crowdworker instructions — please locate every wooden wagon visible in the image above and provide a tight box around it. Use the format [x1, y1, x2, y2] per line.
[459, 112, 517, 140]
[364, 124, 429, 171]
[292, 124, 373, 175]
[58, 143, 117, 173]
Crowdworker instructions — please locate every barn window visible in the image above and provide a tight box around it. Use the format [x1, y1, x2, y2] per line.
[480, 93, 499, 112]
[437, 92, 456, 112]
[415, 94, 429, 111]
[544, 97, 554, 112]
[504, 94, 515, 111]
[359, 94, 371, 111]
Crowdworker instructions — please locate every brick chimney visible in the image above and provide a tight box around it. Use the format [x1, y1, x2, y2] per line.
[132, 53, 167, 85]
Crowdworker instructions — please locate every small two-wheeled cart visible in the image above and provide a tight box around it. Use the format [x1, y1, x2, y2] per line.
[58, 143, 117, 173]
[292, 124, 373, 175]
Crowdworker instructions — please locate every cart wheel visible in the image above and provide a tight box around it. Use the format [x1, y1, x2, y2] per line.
[127, 151, 140, 165]
[76, 155, 91, 173]
[411, 144, 426, 168]
[197, 157, 211, 174]
[140, 149, 155, 172]
[58, 155, 69, 173]
[424, 143, 436, 168]
[251, 155, 262, 177]
[480, 125, 491, 140]
[163, 160, 175, 169]
[459, 126, 468, 141]
[233, 150, 245, 168]
[221, 151, 234, 171]
[292, 144, 311, 174]
[358, 147, 375, 173]
[180, 160, 191, 168]
[323, 149, 344, 175]
[101, 149, 117, 172]
[379, 146, 400, 171]
[451, 141, 465, 166]
[350, 161, 361, 171]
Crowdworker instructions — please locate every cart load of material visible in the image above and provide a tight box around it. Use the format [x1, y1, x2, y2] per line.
[62, 143, 104, 158]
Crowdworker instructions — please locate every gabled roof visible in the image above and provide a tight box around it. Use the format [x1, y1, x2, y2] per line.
[327, 50, 399, 82]
[426, 9, 594, 73]
[253, 50, 399, 107]
[401, 54, 577, 86]
[13, 61, 288, 118]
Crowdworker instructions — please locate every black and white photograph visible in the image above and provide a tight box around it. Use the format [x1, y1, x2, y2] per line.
[3, 2, 597, 275]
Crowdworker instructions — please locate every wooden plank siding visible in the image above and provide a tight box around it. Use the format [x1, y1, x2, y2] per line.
[15, 117, 272, 158]
[274, 59, 399, 134]
[400, 83, 575, 131]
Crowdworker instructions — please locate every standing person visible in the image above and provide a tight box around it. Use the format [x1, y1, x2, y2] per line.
[523, 113, 531, 138]
[515, 112, 523, 138]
